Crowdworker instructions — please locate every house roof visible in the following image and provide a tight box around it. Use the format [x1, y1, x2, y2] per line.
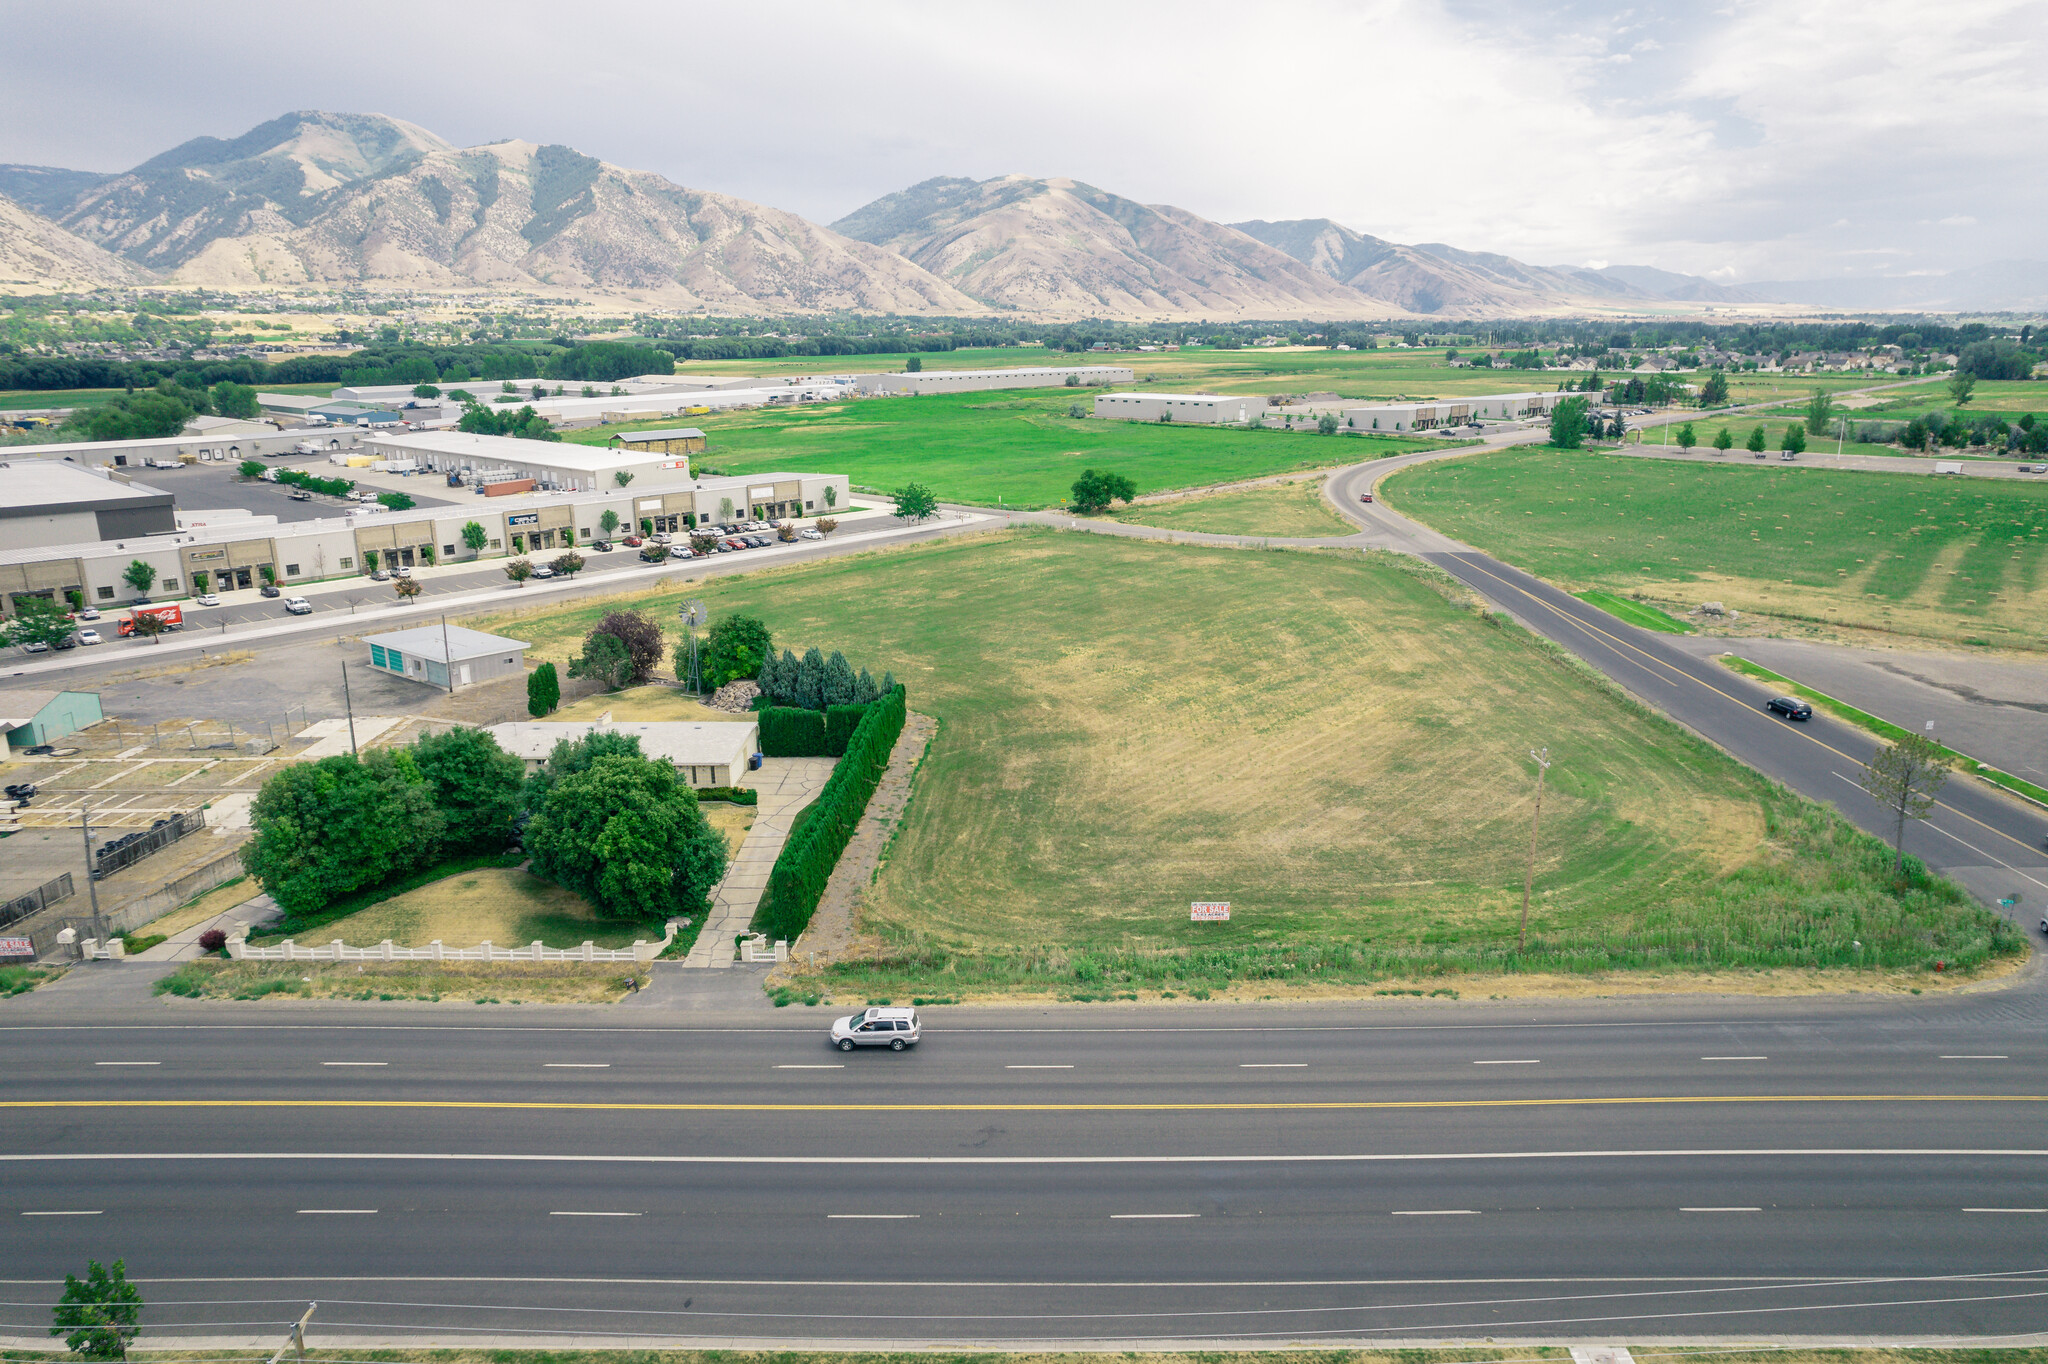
[361, 624, 529, 663]
[0, 690, 62, 729]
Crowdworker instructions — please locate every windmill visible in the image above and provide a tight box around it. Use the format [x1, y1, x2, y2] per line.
[678, 598, 707, 693]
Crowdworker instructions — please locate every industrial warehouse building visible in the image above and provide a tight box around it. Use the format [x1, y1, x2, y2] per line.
[1338, 391, 1568, 433]
[486, 720, 761, 787]
[0, 449, 849, 616]
[1093, 392, 1264, 424]
[0, 426, 343, 467]
[0, 462, 176, 549]
[360, 430, 695, 492]
[363, 625, 529, 691]
[857, 365, 1134, 396]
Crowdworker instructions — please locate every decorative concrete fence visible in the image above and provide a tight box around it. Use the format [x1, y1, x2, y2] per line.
[228, 918, 684, 964]
[739, 934, 788, 963]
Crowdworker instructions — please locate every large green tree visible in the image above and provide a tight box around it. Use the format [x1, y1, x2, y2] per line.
[121, 560, 156, 597]
[1069, 468, 1137, 514]
[1697, 371, 1730, 407]
[4, 596, 77, 651]
[524, 754, 728, 919]
[893, 481, 938, 521]
[461, 521, 490, 557]
[1804, 390, 1835, 437]
[211, 381, 260, 419]
[567, 630, 633, 690]
[51, 1259, 141, 1360]
[1947, 370, 1977, 406]
[1547, 396, 1589, 449]
[527, 660, 560, 717]
[411, 726, 525, 851]
[241, 751, 446, 918]
[1859, 734, 1949, 877]
[703, 613, 773, 689]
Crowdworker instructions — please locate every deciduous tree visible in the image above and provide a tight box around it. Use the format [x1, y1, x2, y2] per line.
[1069, 468, 1137, 513]
[893, 482, 938, 521]
[411, 726, 525, 850]
[1547, 396, 1589, 450]
[121, 560, 156, 597]
[52, 1259, 142, 1359]
[4, 596, 78, 652]
[524, 754, 728, 919]
[704, 613, 773, 689]
[1948, 370, 1977, 405]
[1859, 734, 1949, 877]
[242, 751, 446, 917]
[1712, 426, 1734, 451]
[461, 521, 490, 557]
[1746, 424, 1767, 452]
[567, 630, 633, 691]
[1675, 422, 1697, 450]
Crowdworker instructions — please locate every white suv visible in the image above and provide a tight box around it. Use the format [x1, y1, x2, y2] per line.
[830, 1006, 920, 1051]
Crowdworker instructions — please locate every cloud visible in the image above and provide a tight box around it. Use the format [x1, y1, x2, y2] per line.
[1938, 215, 1979, 227]
[0, 0, 2038, 283]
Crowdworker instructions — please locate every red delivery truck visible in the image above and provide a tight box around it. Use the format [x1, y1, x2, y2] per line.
[117, 604, 184, 636]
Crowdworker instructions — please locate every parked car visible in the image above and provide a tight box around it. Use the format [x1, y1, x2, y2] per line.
[532, 564, 554, 578]
[591, 539, 613, 552]
[259, 584, 282, 599]
[75, 608, 100, 621]
[370, 569, 391, 582]
[831, 1006, 921, 1051]
[76, 628, 102, 645]
[19, 640, 48, 653]
[290, 489, 313, 501]
[283, 597, 314, 615]
[622, 534, 644, 547]
[1766, 696, 1813, 721]
[800, 528, 824, 540]
[394, 566, 412, 579]
[195, 593, 221, 607]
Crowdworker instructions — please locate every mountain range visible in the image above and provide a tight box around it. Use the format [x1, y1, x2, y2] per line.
[0, 112, 2039, 317]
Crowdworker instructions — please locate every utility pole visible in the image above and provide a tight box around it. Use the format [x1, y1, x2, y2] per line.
[80, 798, 106, 949]
[440, 613, 455, 695]
[1518, 747, 1551, 952]
[266, 1303, 316, 1364]
[341, 662, 358, 755]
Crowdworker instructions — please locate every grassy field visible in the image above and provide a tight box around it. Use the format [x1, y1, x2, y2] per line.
[0, 380, 338, 412]
[250, 866, 662, 950]
[153, 959, 648, 1004]
[569, 389, 1436, 509]
[1576, 590, 1692, 633]
[1106, 478, 1355, 537]
[1382, 448, 2048, 648]
[462, 530, 2014, 997]
[134, 876, 262, 941]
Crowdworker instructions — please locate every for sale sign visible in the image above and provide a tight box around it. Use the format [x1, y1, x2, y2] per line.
[1190, 902, 1230, 921]
[0, 937, 34, 959]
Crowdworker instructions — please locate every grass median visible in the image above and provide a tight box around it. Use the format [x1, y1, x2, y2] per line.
[463, 528, 2019, 1000]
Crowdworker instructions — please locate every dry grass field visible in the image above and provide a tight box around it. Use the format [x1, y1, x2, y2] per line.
[134, 876, 262, 941]
[462, 530, 2011, 996]
[1107, 479, 1356, 537]
[155, 959, 646, 1004]
[250, 867, 655, 950]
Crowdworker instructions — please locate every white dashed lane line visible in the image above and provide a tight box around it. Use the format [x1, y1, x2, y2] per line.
[1473, 1060, 1541, 1065]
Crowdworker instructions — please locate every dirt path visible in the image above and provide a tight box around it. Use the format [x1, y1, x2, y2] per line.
[786, 711, 936, 968]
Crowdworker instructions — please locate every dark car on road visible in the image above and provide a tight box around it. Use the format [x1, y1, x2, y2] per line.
[1766, 696, 1813, 720]
[260, 584, 282, 598]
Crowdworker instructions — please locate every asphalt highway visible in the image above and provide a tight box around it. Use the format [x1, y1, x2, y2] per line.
[3, 1000, 2045, 1347]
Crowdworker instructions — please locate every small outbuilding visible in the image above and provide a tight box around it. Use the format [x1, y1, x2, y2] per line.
[0, 689, 103, 748]
[485, 720, 761, 787]
[362, 625, 529, 690]
[607, 427, 706, 457]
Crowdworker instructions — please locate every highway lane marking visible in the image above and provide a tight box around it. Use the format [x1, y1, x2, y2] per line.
[1006, 1065, 1073, 1069]
[20, 1210, 100, 1216]
[1473, 1059, 1541, 1065]
[776, 1065, 844, 1069]
[1445, 554, 2048, 880]
[321, 1062, 387, 1067]
[544, 1063, 610, 1068]
[1829, 771, 2046, 884]
[1963, 1207, 2045, 1213]
[1681, 1207, 1761, 1212]
[296, 1209, 376, 1214]
[1391, 1209, 1479, 1216]
[827, 1213, 917, 1219]
[1701, 1057, 1768, 1061]
[1111, 1213, 1199, 1219]
[550, 1211, 641, 1217]
[94, 1061, 160, 1066]
[1240, 1063, 1307, 1068]
[1943, 1056, 2009, 1060]
[7, 1094, 2044, 1114]
[9, 1147, 2044, 1166]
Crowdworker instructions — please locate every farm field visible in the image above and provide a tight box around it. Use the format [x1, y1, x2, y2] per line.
[461, 530, 2010, 997]
[1636, 415, 1928, 463]
[1106, 478, 1355, 537]
[1382, 449, 2048, 649]
[571, 389, 1437, 509]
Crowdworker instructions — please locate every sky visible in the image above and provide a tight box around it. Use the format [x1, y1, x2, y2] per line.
[3, 0, 2042, 284]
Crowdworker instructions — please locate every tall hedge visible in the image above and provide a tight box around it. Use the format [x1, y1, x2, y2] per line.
[753, 685, 906, 942]
[824, 704, 867, 757]
[760, 706, 828, 757]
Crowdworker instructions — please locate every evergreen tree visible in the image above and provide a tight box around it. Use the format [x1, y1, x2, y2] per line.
[797, 647, 827, 710]
[527, 661, 559, 717]
[856, 667, 879, 705]
[880, 670, 897, 697]
[822, 651, 857, 707]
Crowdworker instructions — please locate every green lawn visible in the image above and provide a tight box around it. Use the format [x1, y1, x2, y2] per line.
[1383, 448, 2048, 648]
[1106, 478, 1356, 537]
[463, 530, 2013, 996]
[1576, 590, 1692, 633]
[571, 389, 1438, 509]
[0, 379, 338, 412]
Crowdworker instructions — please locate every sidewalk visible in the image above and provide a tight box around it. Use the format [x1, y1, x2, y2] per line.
[681, 757, 835, 967]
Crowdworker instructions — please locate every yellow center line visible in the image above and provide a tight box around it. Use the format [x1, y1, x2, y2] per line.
[3, 1095, 2042, 1113]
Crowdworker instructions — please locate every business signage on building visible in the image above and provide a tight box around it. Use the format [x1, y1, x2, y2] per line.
[1190, 902, 1231, 921]
[659, 459, 688, 470]
[507, 513, 540, 527]
[748, 486, 776, 500]
[0, 937, 34, 960]
[186, 548, 226, 562]
[637, 499, 664, 511]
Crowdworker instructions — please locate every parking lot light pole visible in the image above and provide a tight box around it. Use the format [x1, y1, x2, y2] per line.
[80, 797, 106, 948]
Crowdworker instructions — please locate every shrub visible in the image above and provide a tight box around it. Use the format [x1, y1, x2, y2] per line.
[754, 685, 906, 942]
[197, 928, 228, 954]
[760, 706, 828, 756]
[704, 613, 773, 689]
[527, 660, 559, 716]
[695, 785, 758, 806]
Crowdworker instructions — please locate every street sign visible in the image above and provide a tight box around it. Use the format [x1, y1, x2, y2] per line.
[1190, 902, 1230, 921]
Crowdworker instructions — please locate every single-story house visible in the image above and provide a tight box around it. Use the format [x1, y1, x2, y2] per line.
[485, 720, 761, 787]
[0, 689, 103, 748]
[363, 625, 529, 690]
[608, 427, 706, 457]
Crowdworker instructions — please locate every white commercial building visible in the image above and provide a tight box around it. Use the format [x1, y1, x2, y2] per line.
[486, 720, 760, 787]
[1092, 392, 1263, 425]
[1338, 391, 1566, 434]
[857, 365, 1134, 396]
[0, 462, 177, 550]
[0, 426, 347, 468]
[359, 431, 692, 492]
